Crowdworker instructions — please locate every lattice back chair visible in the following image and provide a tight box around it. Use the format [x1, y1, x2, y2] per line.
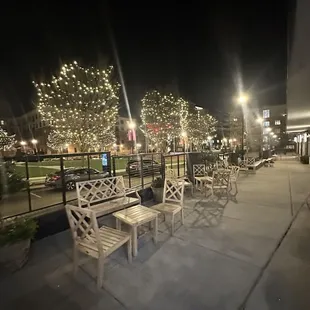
[193, 164, 207, 190]
[206, 170, 231, 199]
[163, 178, 185, 206]
[76, 176, 126, 208]
[239, 159, 249, 175]
[151, 178, 185, 235]
[65, 204, 132, 289]
[247, 157, 255, 166]
[165, 168, 194, 196]
[230, 166, 240, 192]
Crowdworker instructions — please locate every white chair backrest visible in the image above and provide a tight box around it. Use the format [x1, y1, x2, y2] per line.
[239, 159, 248, 168]
[230, 166, 240, 179]
[193, 164, 205, 177]
[163, 178, 185, 206]
[212, 170, 231, 187]
[247, 157, 255, 165]
[76, 176, 126, 206]
[65, 204, 102, 253]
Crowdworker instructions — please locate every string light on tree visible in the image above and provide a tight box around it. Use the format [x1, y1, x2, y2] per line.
[34, 61, 119, 152]
[185, 108, 217, 150]
[140, 90, 188, 152]
[0, 126, 16, 151]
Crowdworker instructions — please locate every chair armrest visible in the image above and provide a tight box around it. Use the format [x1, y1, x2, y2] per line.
[79, 197, 90, 208]
[124, 188, 142, 204]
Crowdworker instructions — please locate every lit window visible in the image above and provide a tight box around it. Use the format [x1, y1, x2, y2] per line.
[263, 121, 270, 127]
[263, 109, 270, 118]
[275, 120, 281, 125]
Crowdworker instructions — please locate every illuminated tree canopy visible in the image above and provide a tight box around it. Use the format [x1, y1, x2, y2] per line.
[0, 126, 16, 151]
[186, 109, 217, 150]
[140, 90, 188, 151]
[34, 61, 118, 152]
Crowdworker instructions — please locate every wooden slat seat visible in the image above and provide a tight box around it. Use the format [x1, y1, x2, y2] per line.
[150, 178, 185, 235]
[65, 204, 132, 289]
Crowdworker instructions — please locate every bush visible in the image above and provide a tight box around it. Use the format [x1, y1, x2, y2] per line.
[151, 177, 164, 188]
[0, 163, 26, 199]
[0, 217, 37, 246]
[300, 155, 309, 164]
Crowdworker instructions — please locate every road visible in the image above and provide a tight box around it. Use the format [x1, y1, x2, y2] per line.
[1, 170, 183, 218]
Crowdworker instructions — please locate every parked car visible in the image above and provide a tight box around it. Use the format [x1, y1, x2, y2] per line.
[126, 159, 163, 176]
[45, 167, 109, 191]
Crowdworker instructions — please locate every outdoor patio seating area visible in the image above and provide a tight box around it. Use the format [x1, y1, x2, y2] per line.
[1, 160, 310, 309]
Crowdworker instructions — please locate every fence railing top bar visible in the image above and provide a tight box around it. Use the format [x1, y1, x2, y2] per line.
[112, 152, 163, 159]
[22, 151, 110, 159]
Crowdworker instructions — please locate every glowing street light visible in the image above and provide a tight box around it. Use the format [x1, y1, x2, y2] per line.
[31, 139, 38, 145]
[256, 117, 263, 123]
[128, 121, 136, 129]
[136, 143, 142, 148]
[181, 131, 187, 138]
[237, 93, 249, 105]
[20, 141, 27, 146]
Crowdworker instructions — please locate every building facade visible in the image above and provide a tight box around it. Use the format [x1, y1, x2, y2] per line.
[261, 105, 288, 151]
[287, 0, 310, 155]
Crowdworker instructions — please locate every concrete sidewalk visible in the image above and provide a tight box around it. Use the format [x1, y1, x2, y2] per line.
[1, 160, 310, 309]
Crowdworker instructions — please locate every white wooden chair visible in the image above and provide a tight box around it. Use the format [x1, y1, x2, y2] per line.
[193, 164, 210, 190]
[65, 204, 132, 289]
[205, 170, 231, 199]
[166, 169, 194, 196]
[229, 166, 240, 192]
[151, 178, 185, 235]
[239, 159, 249, 175]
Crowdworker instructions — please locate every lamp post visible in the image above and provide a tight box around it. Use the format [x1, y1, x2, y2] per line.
[237, 93, 249, 159]
[128, 121, 136, 154]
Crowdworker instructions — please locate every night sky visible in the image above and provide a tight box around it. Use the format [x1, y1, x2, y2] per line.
[0, 1, 288, 118]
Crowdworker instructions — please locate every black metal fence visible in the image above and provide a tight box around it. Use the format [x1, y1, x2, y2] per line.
[0, 151, 188, 219]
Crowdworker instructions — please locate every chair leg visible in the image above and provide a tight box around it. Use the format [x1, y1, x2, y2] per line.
[153, 216, 158, 244]
[132, 226, 138, 257]
[127, 237, 132, 263]
[73, 245, 79, 276]
[181, 209, 184, 225]
[171, 214, 175, 236]
[235, 182, 238, 194]
[191, 184, 194, 196]
[116, 218, 121, 230]
[97, 256, 105, 289]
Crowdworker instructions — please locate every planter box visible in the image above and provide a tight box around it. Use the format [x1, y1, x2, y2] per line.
[152, 187, 164, 203]
[0, 239, 31, 272]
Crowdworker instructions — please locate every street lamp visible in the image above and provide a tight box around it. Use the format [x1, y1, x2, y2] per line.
[236, 93, 249, 159]
[31, 139, 38, 154]
[256, 117, 263, 124]
[128, 121, 136, 129]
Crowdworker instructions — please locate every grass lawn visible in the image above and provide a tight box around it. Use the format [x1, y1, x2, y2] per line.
[14, 156, 186, 178]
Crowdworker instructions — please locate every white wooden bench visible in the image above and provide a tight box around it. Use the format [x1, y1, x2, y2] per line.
[246, 157, 262, 173]
[76, 176, 140, 217]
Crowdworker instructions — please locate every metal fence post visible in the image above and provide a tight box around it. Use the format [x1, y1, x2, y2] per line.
[127, 157, 132, 188]
[140, 154, 144, 189]
[151, 153, 154, 181]
[87, 155, 91, 180]
[106, 152, 112, 176]
[161, 154, 165, 179]
[177, 155, 180, 176]
[60, 157, 67, 205]
[112, 156, 116, 176]
[25, 156, 32, 212]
